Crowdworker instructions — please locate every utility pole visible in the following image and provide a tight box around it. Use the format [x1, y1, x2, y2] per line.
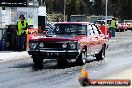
[104, 0, 108, 35]
[64, 0, 66, 22]
[105, 0, 108, 27]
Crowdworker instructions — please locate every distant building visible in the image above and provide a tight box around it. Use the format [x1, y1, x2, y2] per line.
[90, 15, 113, 23]
[70, 15, 88, 22]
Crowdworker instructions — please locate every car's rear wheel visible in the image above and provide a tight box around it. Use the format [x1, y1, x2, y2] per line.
[76, 50, 87, 65]
[122, 29, 124, 32]
[32, 56, 43, 65]
[95, 46, 105, 61]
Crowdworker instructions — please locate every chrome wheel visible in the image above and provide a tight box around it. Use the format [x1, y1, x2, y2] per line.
[76, 50, 87, 65]
[82, 51, 87, 64]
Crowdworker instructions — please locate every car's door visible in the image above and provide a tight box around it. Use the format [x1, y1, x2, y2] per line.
[91, 25, 103, 53]
[87, 25, 98, 55]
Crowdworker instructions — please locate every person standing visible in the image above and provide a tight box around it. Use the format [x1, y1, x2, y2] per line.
[17, 14, 28, 51]
[99, 22, 108, 35]
[109, 18, 117, 37]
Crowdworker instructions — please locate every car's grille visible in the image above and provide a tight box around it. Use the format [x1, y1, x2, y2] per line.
[45, 42, 62, 48]
[39, 42, 64, 49]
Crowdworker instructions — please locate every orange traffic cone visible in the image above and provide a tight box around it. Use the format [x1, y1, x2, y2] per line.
[79, 67, 90, 86]
[85, 71, 88, 78]
[81, 67, 85, 77]
[81, 67, 88, 78]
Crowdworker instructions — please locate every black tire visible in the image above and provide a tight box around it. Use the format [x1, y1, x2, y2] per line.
[32, 56, 43, 65]
[119, 29, 121, 32]
[120, 28, 125, 32]
[76, 50, 87, 65]
[116, 29, 119, 32]
[95, 46, 105, 61]
[122, 29, 125, 32]
[123, 29, 125, 32]
[120, 28, 124, 32]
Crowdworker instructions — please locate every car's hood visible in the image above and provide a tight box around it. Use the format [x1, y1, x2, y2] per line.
[31, 34, 86, 42]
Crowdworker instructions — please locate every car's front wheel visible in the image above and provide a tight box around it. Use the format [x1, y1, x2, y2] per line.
[95, 46, 105, 61]
[76, 50, 87, 65]
[32, 56, 43, 65]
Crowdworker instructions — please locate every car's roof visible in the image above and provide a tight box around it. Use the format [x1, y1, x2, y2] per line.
[55, 22, 90, 25]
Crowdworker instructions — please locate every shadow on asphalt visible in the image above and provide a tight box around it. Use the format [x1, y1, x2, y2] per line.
[32, 59, 98, 71]
[32, 60, 80, 71]
[10, 59, 97, 71]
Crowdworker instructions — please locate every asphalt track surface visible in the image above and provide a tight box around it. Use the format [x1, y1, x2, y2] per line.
[0, 31, 132, 88]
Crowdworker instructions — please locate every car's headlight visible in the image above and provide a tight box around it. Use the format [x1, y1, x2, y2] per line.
[69, 42, 77, 49]
[39, 43, 44, 48]
[29, 42, 38, 49]
[62, 43, 67, 48]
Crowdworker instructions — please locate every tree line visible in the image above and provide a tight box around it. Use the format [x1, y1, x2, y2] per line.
[38, 0, 132, 20]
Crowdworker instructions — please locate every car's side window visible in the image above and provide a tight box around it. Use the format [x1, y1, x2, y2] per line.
[79, 25, 87, 35]
[87, 25, 94, 35]
[92, 25, 101, 35]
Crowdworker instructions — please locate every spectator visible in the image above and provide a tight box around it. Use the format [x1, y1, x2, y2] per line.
[109, 18, 117, 37]
[16, 14, 28, 51]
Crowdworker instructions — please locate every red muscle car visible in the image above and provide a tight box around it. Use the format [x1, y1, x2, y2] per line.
[28, 22, 109, 65]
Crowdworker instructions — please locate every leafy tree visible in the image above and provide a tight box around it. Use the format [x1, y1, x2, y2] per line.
[45, 0, 54, 14]
[65, 0, 87, 20]
[42, 0, 132, 20]
[108, 0, 132, 20]
[93, 0, 105, 15]
[83, 0, 94, 15]
[52, 0, 64, 13]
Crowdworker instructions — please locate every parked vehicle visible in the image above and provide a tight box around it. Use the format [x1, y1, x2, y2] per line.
[96, 19, 112, 25]
[117, 23, 128, 32]
[124, 20, 132, 30]
[128, 23, 132, 30]
[28, 22, 109, 65]
[94, 19, 112, 28]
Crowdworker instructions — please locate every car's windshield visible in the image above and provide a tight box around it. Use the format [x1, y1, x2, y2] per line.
[53, 24, 87, 35]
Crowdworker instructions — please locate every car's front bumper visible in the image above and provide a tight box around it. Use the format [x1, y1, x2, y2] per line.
[28, 49, 80, 59]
